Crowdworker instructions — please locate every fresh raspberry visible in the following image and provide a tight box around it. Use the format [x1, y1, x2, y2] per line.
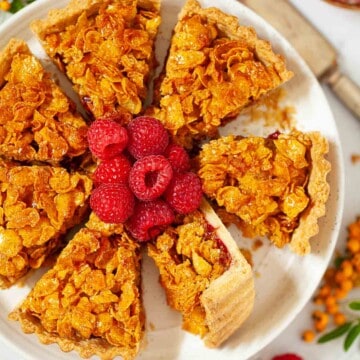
[127, 116, 169, 159]
[164, 143, 191, 172]
[126, 200, 175, 242]
[87, 119, 128, 160]
[129, 155, 173, 201]
[272, 354, 303, 360]
[164, 172, 202, 214]
[90, 183, 134, 223]
[93, 154, 132, 186]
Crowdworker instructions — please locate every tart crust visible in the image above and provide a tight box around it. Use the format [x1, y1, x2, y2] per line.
[200, 199, 254, 347]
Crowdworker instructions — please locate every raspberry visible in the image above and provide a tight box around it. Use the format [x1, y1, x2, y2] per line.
[164, 143, 191, 172]
[87, 119, 128, 160]
[90, 183, 134, 223]
[129, 155, 173, 201]
[272, 354, 303, 360]
[127, 116, 169, 159]
[126, 200, 175, 242]
[93, 154, 132, 186]
[165, 172, 202, 214]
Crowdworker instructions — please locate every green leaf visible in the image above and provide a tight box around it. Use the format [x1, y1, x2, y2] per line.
[344, 323, 360, 351]
[9, 0, 26, 14]
[318, 322, 353, 343]
[348, 301, 360, 311]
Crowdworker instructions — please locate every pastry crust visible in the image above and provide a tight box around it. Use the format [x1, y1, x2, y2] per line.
[290, 132, 331, 254]
[198, 131, 331, 255]
[148, 198, 254, 348]
[200, 199, 254, 347]
[31, 0, 161, 119]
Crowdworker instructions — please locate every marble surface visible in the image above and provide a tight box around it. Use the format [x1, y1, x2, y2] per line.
[0, 0, 359, 359]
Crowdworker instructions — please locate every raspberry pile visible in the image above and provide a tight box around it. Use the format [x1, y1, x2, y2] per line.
[87, 115, 203, 242]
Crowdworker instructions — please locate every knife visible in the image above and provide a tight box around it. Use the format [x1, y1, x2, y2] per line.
[241, 0, 360, 119]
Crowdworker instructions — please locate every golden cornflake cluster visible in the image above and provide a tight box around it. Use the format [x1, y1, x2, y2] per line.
[148, 0, 293, 147]
[0, 39, 88, 164]
[0, 159, 92, 288]
[32, 0, 161, 120]
[198, 131, 330, 253]
[148, 210, 231, 337]
[11, 223, 144, 360]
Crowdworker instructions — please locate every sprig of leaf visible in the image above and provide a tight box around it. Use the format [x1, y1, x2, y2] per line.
[9, 0, 36, 14]
[318, 300, 360, 351]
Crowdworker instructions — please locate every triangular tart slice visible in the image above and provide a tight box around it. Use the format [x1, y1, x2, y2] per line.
[198, 131, 331, 255]
[10, 213, 144, 360]
[0, 158, 92, 288]
[31, 0, 161, 120]
[0, 39, 88, 164]
[148, 198, 254, 348]
[148, 0, 293, 148]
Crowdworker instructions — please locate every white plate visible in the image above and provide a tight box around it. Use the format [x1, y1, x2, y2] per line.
[0, 0, 344, 359]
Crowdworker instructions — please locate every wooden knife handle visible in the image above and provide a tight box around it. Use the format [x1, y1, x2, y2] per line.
[326, 70, 360, 119]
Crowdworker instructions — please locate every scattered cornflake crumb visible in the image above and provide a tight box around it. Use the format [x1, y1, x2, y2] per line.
[252, 239, 263, 251]
[149, 322, 155, 331]
[241, 88, 297, 130]
[351, 154, 360, 164]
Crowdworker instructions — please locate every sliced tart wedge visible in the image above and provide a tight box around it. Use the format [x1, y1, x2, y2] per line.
[31, 0, 161, 120]
[148, 198, 254, 348]
[10, 213, 144, 360]
[147, 0, 293, 148]
[0, 159, 92, 288]
[0, 39, 88, 164]
[198, 131, 331, 255]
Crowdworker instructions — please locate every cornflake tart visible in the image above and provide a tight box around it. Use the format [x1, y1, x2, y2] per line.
[31, 0, 161, 120]
[198, 131, 331, 255]
[148, 0, 293, 148]
[0, 159, 92, 288]
[10, 213, 144, 360]
[0, 39, 88, 164]
[148, 198, 254, 347]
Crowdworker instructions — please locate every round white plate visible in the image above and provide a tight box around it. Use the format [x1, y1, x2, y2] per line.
[0, 0, 344, 359]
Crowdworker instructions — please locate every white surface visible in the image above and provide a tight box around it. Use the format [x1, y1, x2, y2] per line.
[0, 0, 355, 359]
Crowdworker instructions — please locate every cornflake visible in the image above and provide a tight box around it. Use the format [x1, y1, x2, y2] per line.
[0, 159, 92, 288]
[0, 39, 88, 164]
[31, 0, 161, 120]
[147, 0, 293, 148]
[10, 215, 144, 360]
[198, 131, 331, 255]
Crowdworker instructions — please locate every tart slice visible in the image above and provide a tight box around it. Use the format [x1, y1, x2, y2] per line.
[148, 198, 254, 347]
[0, 39, 88, 164]
[10, 213, 144, 360]
[148, 0, 293, 148]
[31, 0, 161, 120]
[198, 131, 331, 255]
[0, 159, 92, 288]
